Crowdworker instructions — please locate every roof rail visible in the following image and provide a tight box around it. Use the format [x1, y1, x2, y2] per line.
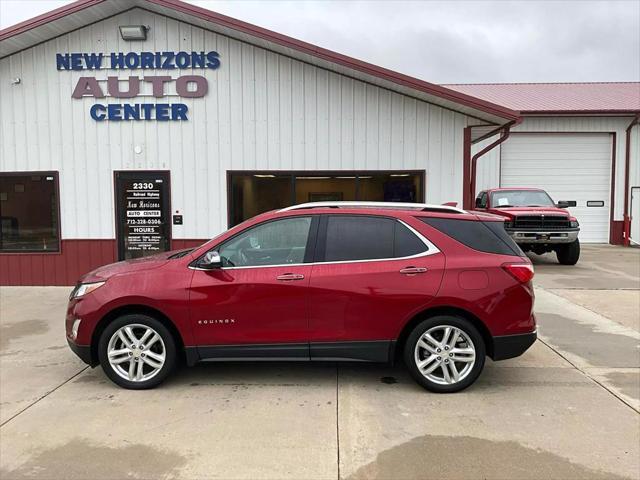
[279, 201, 466, 214]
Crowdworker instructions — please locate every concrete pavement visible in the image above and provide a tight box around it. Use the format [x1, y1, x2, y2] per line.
[1, 245, 639, 479]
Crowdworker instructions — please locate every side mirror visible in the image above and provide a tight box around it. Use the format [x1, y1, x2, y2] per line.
[475, 198, 484, 208]
[199, 251, 222, 269]
[557, 200, 576, 208]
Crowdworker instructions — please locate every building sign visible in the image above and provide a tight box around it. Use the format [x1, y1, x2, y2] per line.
[57, 50, 220, 121]
[115, 172, 171, 260]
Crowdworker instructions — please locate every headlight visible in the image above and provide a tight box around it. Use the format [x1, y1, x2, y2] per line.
[570, 220, 579, 228]
[70, 281, 105, 299]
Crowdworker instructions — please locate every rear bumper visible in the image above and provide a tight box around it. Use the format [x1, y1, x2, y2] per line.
[491, 331, 537, 361]
[506, 229, 579, 244]
[67, 338, 95, 366]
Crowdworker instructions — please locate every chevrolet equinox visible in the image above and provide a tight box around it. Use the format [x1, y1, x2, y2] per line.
[66, 202, 536, 392]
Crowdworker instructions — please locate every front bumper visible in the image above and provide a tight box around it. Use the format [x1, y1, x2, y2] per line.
[67, 338, 95, 366]
[506, 229, 579, 244]
[491, 331, 537, 361]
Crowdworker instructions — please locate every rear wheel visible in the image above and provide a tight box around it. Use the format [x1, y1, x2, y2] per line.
[556, 239, 580, 265]
[404, 316, 486, 393]
[98, 314, 176, 389]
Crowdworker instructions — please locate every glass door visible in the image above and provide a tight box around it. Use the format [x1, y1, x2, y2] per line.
[115, 171, 171, 261]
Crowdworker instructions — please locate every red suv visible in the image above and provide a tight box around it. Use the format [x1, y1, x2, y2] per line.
[66, 202, 536, 393]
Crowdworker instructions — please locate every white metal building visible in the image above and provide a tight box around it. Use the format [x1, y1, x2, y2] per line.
[0, 0, 519, 285]
[449, 83, 640, 245]
[0, 1, 637, 286]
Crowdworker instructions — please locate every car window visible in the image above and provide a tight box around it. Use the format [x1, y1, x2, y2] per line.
[419, 217, 523, 256]
[217, 217, 312, 267]
[325, 216, 394, 261]
[394, 221, 429, 257]
[323, 216, 428, 262]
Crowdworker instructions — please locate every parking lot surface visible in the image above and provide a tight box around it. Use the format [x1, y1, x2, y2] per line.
[1, 245, 638, 479]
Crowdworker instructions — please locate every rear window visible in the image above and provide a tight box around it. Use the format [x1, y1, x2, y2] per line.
[325, 216, 394, 261]
[394, 222, 429, 257]
[418, 217, 523, 256]
[322, 216, 428, 262]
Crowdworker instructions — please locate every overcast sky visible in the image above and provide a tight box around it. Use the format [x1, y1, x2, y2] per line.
[1, 0, 638, 83]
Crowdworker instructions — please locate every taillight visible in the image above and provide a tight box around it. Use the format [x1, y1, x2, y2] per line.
[502, 262, 534, 283]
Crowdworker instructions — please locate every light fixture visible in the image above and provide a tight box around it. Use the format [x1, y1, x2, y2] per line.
[11, 77, 21, 85]
[390, 173, 410, 177]
[119, 25, 148, 41]
[297, 176, 331, 180]
[253, 174, 275, 178]
[336, 176, 356, 179]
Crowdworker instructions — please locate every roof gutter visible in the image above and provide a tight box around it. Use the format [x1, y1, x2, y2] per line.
[468, 120, 519, 208]
[623, 113, 640, 246]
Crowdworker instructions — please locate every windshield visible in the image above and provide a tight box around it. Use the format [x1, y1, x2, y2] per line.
[490, 190, 555, 208]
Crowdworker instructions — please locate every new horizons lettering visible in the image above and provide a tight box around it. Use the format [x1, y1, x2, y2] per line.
[58, 50, 220, 121]
[56, 51, 220, 71]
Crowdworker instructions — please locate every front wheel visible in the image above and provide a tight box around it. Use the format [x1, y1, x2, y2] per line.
[556, 239, 580, 265]
[98, 314, 176, 389]
[404, 316, 486, 393]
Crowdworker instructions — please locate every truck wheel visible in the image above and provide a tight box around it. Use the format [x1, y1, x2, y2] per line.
[556, 239, 580, 265]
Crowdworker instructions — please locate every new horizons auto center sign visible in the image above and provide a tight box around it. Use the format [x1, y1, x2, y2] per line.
[57, 51, 221, 121]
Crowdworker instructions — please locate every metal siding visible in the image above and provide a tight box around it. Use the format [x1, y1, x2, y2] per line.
[1, 7, 477, 247]
[630, 124, 640, 244]
[630, 123, 640, 202]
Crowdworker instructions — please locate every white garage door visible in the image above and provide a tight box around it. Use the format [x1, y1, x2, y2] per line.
[501, 133, 612, 243]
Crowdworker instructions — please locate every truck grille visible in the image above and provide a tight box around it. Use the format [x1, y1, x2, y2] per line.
[512, 215, 571, 229]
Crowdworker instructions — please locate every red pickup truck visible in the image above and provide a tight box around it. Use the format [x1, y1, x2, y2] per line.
[474, 188, 580, 265]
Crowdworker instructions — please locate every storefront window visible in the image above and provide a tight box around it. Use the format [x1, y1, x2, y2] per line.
[228, 171, 424, 226]
[0, 173, 60, 252]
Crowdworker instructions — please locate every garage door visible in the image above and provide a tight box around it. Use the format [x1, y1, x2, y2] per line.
[501, 133, 612, 243]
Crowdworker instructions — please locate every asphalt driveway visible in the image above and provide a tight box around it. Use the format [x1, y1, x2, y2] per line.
[0, 244, 638, 479]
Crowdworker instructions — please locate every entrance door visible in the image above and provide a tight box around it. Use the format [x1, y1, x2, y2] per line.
[115, 171, 171, 261]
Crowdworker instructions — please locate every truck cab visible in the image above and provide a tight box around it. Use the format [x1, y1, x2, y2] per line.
[474, 188, 580, 265]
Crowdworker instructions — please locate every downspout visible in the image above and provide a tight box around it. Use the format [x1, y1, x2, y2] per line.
[469, 120, 518, 207]
[623, 114, 640, 246]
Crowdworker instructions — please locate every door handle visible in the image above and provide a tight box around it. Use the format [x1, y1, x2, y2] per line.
[399, 267, 427, 275]
[276, 273, 305, 281]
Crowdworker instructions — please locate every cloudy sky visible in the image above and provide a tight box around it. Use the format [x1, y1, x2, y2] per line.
[1, 0, 638, 83]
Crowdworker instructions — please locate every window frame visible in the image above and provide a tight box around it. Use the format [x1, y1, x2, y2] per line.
[0, 171, 62, 254]
[314, 214, 439, 264]
[226, 170, 426, 228]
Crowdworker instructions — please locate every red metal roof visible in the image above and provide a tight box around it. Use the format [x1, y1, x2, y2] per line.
[444, 82, 640, 115]
[0, 0, 519, 124]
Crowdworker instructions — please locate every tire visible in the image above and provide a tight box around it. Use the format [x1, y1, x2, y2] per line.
[98, 314, 176, 390]
[556, 239, 580, 265]
[404, 316, 486, 393]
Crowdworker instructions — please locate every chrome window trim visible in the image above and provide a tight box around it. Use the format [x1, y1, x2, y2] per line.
[189, 219, 440, 271]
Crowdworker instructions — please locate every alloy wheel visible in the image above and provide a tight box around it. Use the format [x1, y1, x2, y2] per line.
[414, 325, 476, 385]
[107, 324, 166, 382]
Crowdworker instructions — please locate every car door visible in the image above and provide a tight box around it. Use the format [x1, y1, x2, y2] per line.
[308, 214, 445, 361]
[189, 215, 317, 359]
